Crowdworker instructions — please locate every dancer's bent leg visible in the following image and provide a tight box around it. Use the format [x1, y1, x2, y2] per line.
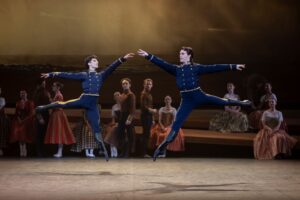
[153, 98, 195, 161]
[36, 96, 83, 111]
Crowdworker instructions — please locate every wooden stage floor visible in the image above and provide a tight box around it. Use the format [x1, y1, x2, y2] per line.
[0, 158, 300, 200]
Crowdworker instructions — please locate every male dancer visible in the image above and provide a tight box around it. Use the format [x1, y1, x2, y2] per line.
[140, 78, 157, 157]
[137, 47, 251, 161]
[36, 53, 134, 161]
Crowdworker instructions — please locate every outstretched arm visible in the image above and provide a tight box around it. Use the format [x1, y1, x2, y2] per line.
[137, 49, 177, 76]
[195, 64, 245, 75]
[102, 53, 134, 80]
[41, 72, 86, 80]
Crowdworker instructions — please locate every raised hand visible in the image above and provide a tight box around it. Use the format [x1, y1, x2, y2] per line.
[236, 64, 246, 71]
[124, 53, 135, 60]
[137, 49, 149, 57]
[125, 119, 132, 125]
[41, 73, 50, 78]
[149, 108, 157, 114]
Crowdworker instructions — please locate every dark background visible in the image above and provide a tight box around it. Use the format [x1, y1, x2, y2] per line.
[0, 0, 299, 109]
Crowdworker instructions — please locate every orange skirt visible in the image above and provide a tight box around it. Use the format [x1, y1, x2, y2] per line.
[150, 124, 185, 152]
[10, 117, 35, 143]
[44, 109, 75, 145]
[254, 128, 297, 160]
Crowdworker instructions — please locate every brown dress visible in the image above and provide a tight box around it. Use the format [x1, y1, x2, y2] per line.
[104, 104, 121, 147]
[150, 107, 185, 152]
[116, 90, 136, 156]
[253, 110, 297, 160]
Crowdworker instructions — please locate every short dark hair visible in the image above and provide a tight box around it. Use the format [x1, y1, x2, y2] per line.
[143, 78, 153, 85]
[181, 46, 194, 64]
[54, 82, 64, 89]
[120, 78, 131, 84]
[84, 55, 98, 68]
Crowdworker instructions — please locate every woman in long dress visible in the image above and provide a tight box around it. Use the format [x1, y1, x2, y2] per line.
[10, 90, 35, 157]
[254, 97, 297, 159]
[44, 82, 75, 158]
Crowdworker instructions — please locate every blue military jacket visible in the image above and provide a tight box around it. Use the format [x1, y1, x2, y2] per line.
[49, 57, 125, 95]
[146, 54, 238, 91]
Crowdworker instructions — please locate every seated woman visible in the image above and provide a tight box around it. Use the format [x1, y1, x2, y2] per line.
[248, 82, 277, 130]
[254, 97, 297, 160]
[150, 96, 185, 157]
[209, 83, 248, 133]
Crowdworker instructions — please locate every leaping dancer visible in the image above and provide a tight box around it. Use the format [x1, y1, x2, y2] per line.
[36, 53, 134, 161]
[137, 47, 251, 161]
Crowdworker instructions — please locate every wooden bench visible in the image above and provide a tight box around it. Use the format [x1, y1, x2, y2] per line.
[134, 126, 300, 149]
[4, 108, 300, 149]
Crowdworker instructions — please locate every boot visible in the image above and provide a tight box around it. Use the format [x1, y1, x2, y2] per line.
[227, 99, 252, 107]
[153, 131, 177, 161]
[54, 144, 63, 158]
[95, 133, 109, 161]
[36, 102, 59, 112]
[158, 149, 167, 158]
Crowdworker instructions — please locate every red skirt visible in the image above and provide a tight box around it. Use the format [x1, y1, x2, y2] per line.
[44, 109, 75, 145]
[10, 117, 35, 143]
[150, 124, 185, 152]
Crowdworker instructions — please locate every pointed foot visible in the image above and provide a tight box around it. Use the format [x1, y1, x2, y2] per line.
[153, 147, 165, 162]
[242, 100, 252, 106]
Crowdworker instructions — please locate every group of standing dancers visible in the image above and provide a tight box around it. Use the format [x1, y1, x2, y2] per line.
[36, 46, 251, 161]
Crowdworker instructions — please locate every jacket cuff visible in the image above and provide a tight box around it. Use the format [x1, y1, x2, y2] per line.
[146, 54, 154, 61]
[230, 64, 237, 70]
[119, 57, 127, 63]
[50, 72, 60, 77]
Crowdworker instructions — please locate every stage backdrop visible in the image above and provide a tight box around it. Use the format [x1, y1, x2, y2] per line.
[0, 0, 299, 108]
